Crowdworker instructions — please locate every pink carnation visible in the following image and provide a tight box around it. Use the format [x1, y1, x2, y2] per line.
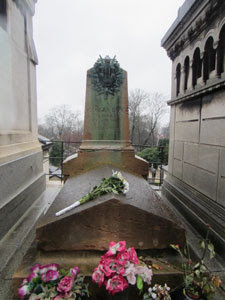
[40, 263, 59, 274]
[27, 272, 39, 282]
[92, 267, 105, 287]
[128, 247, 139, 264]
[18, 284, 30, 300]
[116, 250, 130, 265]
[57, 276, 74, 293]
[41, 269, 59, 282]
[30, 264, 41, 274]
[71, 266, 80, 277]
[106, 275, 128, 295]
[105, 241, 126, 256]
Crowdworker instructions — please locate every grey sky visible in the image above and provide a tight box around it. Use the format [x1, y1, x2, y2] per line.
[33, 0, 184, 123]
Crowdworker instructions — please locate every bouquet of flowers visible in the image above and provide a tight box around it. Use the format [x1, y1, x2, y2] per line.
[18, 263, 89, 300]
[56, 170, 129, 217]
[143, 284, 171, 300]
[92, 241, 152, 295]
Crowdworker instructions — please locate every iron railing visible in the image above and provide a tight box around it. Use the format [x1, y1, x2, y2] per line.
[45, 141, 168, 186]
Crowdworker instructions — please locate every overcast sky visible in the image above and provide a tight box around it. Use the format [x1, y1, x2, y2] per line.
[33, 0, 184, 123]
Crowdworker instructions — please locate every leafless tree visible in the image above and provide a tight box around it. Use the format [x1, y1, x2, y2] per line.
[128, 89, 168, 146]
[38, 105, 83, 141]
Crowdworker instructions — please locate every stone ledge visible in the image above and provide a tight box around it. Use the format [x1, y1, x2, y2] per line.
[162, 176, 225, 261]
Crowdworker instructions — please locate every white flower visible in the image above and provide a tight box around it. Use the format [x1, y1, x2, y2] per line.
[152, 292, 157, 299]
[165, 283, 170, 291]
[112, 170, 129, 194]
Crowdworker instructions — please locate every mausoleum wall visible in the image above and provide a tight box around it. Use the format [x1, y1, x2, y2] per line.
[0, 0, 45, 241]
[161, 0, 225, 259]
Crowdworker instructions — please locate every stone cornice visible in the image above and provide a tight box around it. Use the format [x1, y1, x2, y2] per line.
[162, 0, 224, 60]
[167, 77, 225, 105]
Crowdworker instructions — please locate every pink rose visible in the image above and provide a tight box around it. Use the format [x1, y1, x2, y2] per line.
[41, 270, 59, 282]
[40, 263, 59, 274]
[18, 284, 30, 299]
[105, 241, 126, 256]
[92, 267, 105, 287]
[106, 275, 128, 295]
[27, 272, 39, 282]
[116, 250, 130, 265]
[30, 264, 41, 274]
[71, 266, 80, 277]
[128, 247, 139, 264]
[57, 276, 74, 293]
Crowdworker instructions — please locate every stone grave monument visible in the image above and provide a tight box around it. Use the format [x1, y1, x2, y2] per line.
[63, 56, 149, 180]
[13, 56, 185, 298]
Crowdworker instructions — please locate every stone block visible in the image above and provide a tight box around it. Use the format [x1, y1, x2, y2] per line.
[175, 120, 200, 142]
[169, 106, 176, 140]
[36, 166, 185, 251]
[63, 149, 149, 180]
[0, 151, 45, 240]
[11, 44, 30, 131]
[202, 91, 225, 119]
[10, 2, 26, 51]
[173, 159, 183, 179]
[174, 141, 183, 160]
[200, 119, 225, 147]
[184, 143, 198, 166]
[183, 163, 217, 200]
[218, 149, 225, 207]
[175, 100, 200, 122]
[168, 139, 174, 174]
[198, 145, 219, 174]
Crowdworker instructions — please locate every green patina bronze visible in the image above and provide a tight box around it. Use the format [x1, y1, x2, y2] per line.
[90, 55, 124, 99]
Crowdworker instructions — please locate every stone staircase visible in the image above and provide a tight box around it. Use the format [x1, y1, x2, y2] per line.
[0, 183, 62, 300]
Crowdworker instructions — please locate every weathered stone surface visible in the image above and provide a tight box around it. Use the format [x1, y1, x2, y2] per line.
[36, 166, 185, 251]
[183, 143, 198, 166]
[175, 120, 200, 143]
[218, 149, 225, 206]
[198, 145, 219, 174]
[0, 151, 45, 241]
[202, 91, 225, 119]
[63, 150, 149, 180]
[200, 118, 225, 147]
[63, 65, 149, 179]
[183, 163, 217, 200]
[174, 141, 184, 161]
[175, 100, 200, 122]
[173, 159, 183, 179]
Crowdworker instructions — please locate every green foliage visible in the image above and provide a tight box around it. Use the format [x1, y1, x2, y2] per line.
[50, 141, 62, 167]
[171, 226, 221, 299]
[137, 275, 143, 292]
[137, 147, 160, 169]
[137, 140, 169, 168]
[79, 176, 125, 205]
